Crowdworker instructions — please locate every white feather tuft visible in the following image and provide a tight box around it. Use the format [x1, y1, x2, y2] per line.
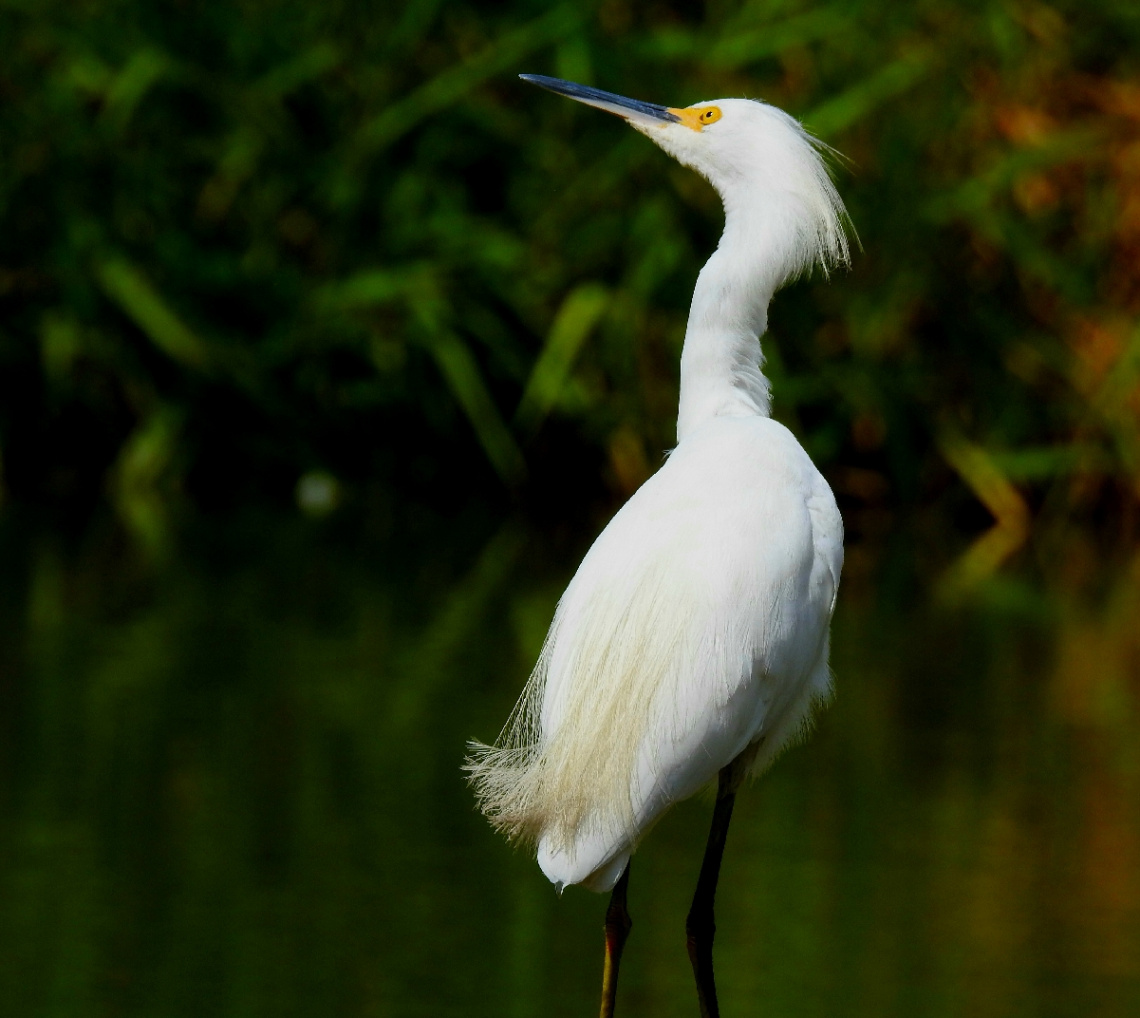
[466, 556, 699, 854]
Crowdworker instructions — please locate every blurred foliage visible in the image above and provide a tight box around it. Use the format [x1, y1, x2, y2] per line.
[1, 0, 1139, 599]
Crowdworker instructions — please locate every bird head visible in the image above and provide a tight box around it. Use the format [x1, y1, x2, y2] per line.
[519, 74, 849, 279]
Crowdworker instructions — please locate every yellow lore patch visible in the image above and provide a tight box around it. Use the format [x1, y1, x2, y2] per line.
[669, 105, 722, 132]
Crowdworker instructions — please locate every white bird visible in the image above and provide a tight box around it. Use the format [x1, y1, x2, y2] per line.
[467, 74, 850, 1017]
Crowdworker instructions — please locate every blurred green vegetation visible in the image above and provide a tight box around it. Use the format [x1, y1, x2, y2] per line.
[2, 0, 1139, 601]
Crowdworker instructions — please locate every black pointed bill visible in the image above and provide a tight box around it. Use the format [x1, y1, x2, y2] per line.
[519, 74, 680, 127]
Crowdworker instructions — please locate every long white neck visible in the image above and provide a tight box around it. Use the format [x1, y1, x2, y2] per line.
[676, 202, 783, 443]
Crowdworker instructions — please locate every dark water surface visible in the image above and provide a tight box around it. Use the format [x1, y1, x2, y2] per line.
[1, 512, 1138, 1018]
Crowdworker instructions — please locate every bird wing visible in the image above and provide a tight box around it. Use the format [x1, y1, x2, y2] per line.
[807, 470, 843, 617]
[529, 417, 840, 888]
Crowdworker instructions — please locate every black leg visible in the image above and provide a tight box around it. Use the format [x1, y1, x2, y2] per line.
[686, 767, 739, 1018]
[599, 861, 632, 1018]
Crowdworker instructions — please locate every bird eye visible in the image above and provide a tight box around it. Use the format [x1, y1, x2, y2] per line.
[698, 107, 722, 126]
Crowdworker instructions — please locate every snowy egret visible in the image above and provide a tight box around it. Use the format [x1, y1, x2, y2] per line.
[467, 74, 849, 1016]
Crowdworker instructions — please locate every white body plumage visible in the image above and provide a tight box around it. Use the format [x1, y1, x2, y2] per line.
[468, 84, 849, 893]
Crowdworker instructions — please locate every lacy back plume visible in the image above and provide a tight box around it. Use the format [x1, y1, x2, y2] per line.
[465, 562, 700, 855]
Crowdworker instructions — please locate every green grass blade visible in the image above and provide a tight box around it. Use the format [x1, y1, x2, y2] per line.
[514, 283, 607, 436]
[354, 5, 580, 154]
[94, 258, 210, 369]
[803, 53, 930, 139]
